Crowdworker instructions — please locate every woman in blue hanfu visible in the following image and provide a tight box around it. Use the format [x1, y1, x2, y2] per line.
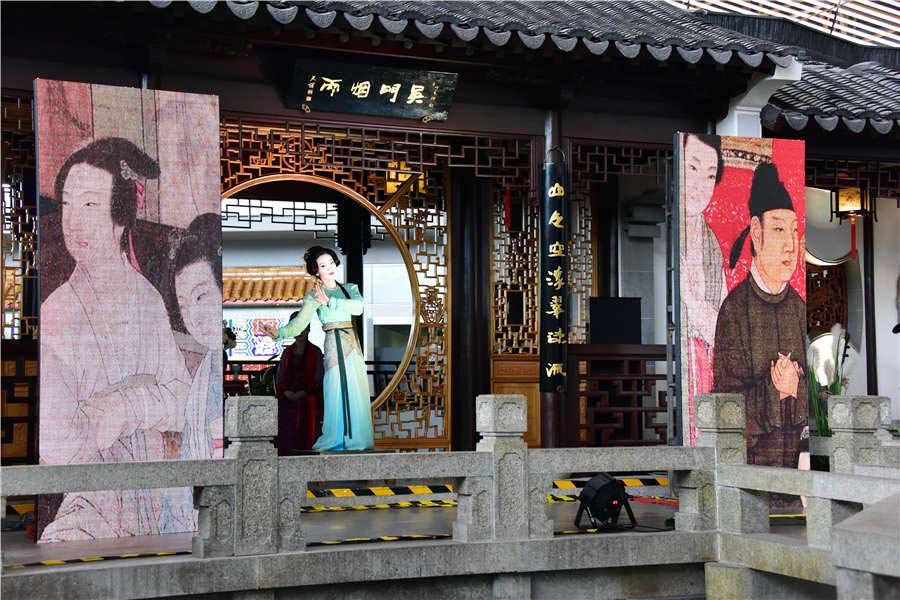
[261, 246, 374, 452]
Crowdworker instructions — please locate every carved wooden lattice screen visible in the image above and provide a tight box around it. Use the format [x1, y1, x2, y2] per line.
[1, 95, 38, 464]
[2, 96, 37, 341]
[806, 157, 900, 203]
[807, 262, 848, 339]
[490, 138, 540, 355]
[221, 118, 535, 449]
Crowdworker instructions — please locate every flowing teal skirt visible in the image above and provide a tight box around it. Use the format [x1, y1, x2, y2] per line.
[313, 325, 374, 452]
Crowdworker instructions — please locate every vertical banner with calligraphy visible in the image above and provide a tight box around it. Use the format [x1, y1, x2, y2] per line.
[540, 162, 568, 395]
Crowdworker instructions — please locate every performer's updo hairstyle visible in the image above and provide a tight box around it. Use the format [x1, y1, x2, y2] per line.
[303, 246, 341, 278]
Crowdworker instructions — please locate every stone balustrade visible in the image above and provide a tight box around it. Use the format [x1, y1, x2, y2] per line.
[703, 393, 900, 600]
[828, 395, 891, 474]
[831, 492, 900, 600]
[1, 393, 898, 600]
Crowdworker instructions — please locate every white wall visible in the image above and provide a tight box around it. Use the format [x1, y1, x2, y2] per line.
[222, 231, 405, 269]
[617, 175, 666, 343]
[805, 186, 868, 396]
[873, 199, 900, 416]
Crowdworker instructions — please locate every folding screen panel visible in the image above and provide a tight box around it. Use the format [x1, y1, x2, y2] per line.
[677, 133, 806, 470]
[36, 79, 222, 541]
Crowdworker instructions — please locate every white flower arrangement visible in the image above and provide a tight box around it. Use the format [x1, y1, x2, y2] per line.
[807, 323, 856, 437]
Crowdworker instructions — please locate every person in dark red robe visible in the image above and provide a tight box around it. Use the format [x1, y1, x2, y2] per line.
[274, 313, 324, 454]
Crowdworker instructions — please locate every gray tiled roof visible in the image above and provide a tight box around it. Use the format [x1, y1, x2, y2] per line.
[765, 61, 900, 134]
[156, 0, 804, 67]
[155, 1, 898, 135]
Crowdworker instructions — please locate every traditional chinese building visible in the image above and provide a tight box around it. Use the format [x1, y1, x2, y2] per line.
[2, 0, 898, 461]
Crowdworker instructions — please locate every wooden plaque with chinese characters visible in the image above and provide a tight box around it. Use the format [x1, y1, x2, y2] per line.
[285, 60, 458, 121]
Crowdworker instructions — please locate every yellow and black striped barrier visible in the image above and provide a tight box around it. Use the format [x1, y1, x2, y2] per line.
[552, 477, 668, 490]
[5, 501, 35, 517]
[311, 533, 452, 546]
[3, 551, 190, 571]
[304, 495, 679, 511]
[301, 477, 667, 500]
[2, 537, 455, 569]
[306, 484, 453, 499]
[302, 499, 457, 512]
[3, 506, 806, 570]
[770, 513, 807, 525]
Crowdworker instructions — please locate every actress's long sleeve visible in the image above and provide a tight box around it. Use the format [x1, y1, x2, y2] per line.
[327, 283, 364, 315]
[277, 294, 319, 340]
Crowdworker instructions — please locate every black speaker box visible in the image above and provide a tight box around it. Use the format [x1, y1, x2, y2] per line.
[589, 297, 641, 344]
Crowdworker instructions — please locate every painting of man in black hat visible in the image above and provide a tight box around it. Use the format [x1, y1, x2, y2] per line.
[713, 161, 808, 472]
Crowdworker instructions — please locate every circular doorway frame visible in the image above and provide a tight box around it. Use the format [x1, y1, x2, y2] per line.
[222, 173, 422, 413]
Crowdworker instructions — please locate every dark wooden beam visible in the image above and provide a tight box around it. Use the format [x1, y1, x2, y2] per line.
[863, 217, 878, 394]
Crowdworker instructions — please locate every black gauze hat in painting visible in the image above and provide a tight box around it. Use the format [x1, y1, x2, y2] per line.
[729, 162, 794, 269]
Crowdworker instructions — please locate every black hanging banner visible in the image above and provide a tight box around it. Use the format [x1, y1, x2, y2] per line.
[285, 60, 458, 122]
[540, 162, 568, 393]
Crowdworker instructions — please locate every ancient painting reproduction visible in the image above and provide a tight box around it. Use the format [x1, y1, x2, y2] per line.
[35, 79, 223, 541]
[677, 133, 806, 471]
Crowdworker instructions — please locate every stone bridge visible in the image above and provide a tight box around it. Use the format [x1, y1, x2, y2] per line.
[1, 393, 898, 599]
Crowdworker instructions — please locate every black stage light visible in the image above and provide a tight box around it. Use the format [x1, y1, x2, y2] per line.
[574, 472, 637, 530]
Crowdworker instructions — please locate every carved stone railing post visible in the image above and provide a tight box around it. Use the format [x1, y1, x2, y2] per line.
[226, 396, 279, 556]
[696, 394, 767, 534]
[694, 393, 747, 465]
[672, 469, 716, 532]
[832, 493, 900, 600]
[675, 394, 745, 532]
[452, 475, 492, 542]
[805, 497, 861, 550]
[828, 395, 890, 474]
[193, 484, 236, 558]
[277, 478, 306, 553]
[459, 394, 551, 542]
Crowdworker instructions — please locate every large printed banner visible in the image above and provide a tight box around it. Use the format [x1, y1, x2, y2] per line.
[36, 79, 222, 541]
[677, 133, 807, 470]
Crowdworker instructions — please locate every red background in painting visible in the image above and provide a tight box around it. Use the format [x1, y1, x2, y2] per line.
[703, 138, 806, 300]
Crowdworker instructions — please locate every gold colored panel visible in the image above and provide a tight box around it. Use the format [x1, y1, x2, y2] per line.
[491, 355, 541, 447]
[24, 360, 37, 377]
[2, 360, 16, 377]
[3, 402, 29, 418]
[492, 357, 540, 382]
[13, 382, 29, 398]
[1, 422, 29, 458]
[375, 179, 447, 445]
